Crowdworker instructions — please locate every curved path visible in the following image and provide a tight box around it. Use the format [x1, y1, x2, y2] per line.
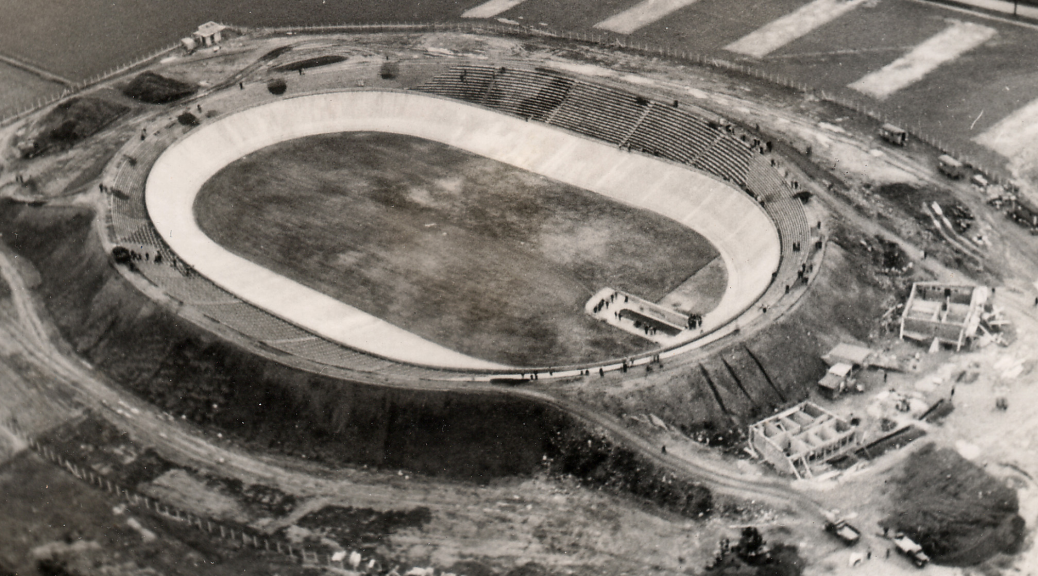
[0, 247, 820, 515]
[146, 90, 780, 370]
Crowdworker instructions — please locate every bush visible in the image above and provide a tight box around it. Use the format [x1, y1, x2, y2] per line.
[267, 78, 287, 95]
[380, 61, 400, 80]
[177, 112, 199, 126]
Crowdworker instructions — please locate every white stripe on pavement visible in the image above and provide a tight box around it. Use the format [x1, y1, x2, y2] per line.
[594, 0, 703, 35]
[725, 0, 869, 58]
[850, 20, 996, 100]
[462, 0, 528, 19]
[976, 98, 1038, 163]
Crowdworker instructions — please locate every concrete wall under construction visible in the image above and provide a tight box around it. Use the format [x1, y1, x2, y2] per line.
[749, 401, 859, 478]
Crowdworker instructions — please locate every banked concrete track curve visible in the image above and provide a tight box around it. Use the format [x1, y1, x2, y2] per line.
[146, 90, 780, 370]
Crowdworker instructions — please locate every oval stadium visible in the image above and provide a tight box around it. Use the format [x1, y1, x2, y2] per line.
[0, 11, 1036, 576]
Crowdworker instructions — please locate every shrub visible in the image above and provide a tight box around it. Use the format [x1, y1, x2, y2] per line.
[380, 61, 400, 80]
[267, 78, 287, 95]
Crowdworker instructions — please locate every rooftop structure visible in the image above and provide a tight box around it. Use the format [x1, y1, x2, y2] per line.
[822, 343, 873, 367]
[749, 401, 860, 478]
[899, 282, 989, 351]
[181, 22, 228, 51]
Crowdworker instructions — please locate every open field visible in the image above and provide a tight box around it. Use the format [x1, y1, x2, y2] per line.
[0, 0, 485, 81]
[196, 132, 722, 366]
[0, 451, 311, 576]
[0, 62, 63, 119]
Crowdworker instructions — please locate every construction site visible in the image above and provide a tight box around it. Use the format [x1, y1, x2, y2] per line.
[0, 6, 1035, 576]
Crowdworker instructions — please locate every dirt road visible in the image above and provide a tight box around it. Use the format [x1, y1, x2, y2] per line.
[0, 242, 824, 515]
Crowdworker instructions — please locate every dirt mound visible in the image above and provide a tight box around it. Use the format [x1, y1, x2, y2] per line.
[260, 46, 293, 62]
[121, 71, 197, 104]
[289, 505, 432, 549]
[882, 443, 1025, 566]
[15, 97, 128, 158]
[272, 55, 345, 72]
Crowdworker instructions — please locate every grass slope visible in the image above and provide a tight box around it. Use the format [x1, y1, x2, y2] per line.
[195, 132, 722, 366]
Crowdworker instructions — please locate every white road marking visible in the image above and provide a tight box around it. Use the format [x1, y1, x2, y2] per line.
[725, 0, 869, 58]
[462, 0, 528, 19]
[849, 20, 996, 100]
[594, 0, 703, 35]
[976, 98, 1038, 164]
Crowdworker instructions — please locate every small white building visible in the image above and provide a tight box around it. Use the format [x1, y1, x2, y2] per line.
[181, 22, 229, 53]
[194, 21, 228, 46]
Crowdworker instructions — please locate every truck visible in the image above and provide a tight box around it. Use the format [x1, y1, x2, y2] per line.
[892, 532, 930, 568]
[938, 154, 965, 179]
[879, 123, 908, 146]
[824, 520, 861, 545]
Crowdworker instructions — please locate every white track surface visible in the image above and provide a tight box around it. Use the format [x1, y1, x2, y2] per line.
[146, 91, 779, 370]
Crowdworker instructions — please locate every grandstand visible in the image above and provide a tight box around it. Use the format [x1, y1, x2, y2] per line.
[483, 67, 573, 122]
[627, 103, 718, 165]
[418, 65, 759, 187]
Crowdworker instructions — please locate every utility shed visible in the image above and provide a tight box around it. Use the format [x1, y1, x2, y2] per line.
[822, 343, 873, 367]
[193, 22, 228, 47]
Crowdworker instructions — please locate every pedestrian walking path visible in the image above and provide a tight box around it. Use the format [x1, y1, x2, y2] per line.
[461, 0, 529, 19]
[935, 0, 1038, 19]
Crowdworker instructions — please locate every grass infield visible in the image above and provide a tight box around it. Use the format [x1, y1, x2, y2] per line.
[195, 132, 724, 366]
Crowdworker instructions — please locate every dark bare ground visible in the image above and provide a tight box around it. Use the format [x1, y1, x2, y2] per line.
[16, 97, 128, 158]
[0, 452, 309, 576]
[882, 443, 1025, 566]
[196, 132, 722, 366]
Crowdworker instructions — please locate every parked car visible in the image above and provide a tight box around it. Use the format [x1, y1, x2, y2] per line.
[824, 520, 861, 545]
[892, 532, 930, 568]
